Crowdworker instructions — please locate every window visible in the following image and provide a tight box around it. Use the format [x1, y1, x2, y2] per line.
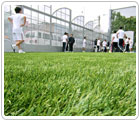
[4, 5, 10, 13]
[38, 32, 41, 38]
[24, 8, 31, 18]
[11, 5, 17, 14]
[39, 13, 44, 22]
[30, 40, 33, 43]
[43, 33, 50, 39]
[35, 40, 37, 43]
[53, 35, 57, 40]
[32, 11, 38, 20]
[26, 33, 30, 38]
[45, 5, 50, 14]
[45, 16, 50, 23]
[31, 32, 35, 38]
[32, 5, 38, 10]
[58, 36, 61, 41]
[39, 5, 44, 12]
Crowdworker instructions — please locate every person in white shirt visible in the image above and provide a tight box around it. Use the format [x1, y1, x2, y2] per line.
[111, 31, 119, 52]
[129, 38, 133, 53]
[8, 7, 26, 53]
[102, 40, 107, 52]
[66, 33, 69, 52]
[97, 38, 101, 52]
[62, 32, 68, 52]
[116, 27, 126, 52]
[125, 36, 129, 52]
[82, 37, 86, 52]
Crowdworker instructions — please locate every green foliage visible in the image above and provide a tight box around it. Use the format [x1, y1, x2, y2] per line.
[111, 12, 136, 44]
[4, 53, 136, 116]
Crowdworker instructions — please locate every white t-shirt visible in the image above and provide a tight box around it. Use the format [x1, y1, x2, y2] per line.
[9, 14, 26, 34]
[112, 34, 118, 42]
[102, 41, 107, 47]
[125, 38, 129, 44]
[97, 40, 101, 46]
[117, 29, 125, 39]
[83, 39, 86, 47]
[62, 35, 68, 42]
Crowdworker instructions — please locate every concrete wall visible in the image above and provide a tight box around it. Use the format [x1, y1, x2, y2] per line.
[4, 40, 93, 53]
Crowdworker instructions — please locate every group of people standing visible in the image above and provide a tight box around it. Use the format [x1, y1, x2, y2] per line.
[62, 32, 75, 52]
[62, 32, 88, 52]
[95, 27, 134, 53]
[94, 38, 109, 52]
[111, 27, 133, 53]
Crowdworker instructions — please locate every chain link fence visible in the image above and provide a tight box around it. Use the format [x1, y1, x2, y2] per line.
[4, 5, 109, 52]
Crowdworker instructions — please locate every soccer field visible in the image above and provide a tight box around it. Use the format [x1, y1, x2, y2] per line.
[4, 52, 136, 116]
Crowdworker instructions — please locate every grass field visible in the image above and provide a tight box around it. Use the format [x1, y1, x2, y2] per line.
[4, 52, 136, 116]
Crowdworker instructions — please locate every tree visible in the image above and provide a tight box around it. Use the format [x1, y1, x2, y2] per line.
[111, 12, 136, 46]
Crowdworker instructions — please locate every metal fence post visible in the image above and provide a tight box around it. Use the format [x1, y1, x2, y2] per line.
[83, 17, 85, 42]
[69, 9, 72, 34]
[50, 5, 52, 46]
[108, 9, 112, 42]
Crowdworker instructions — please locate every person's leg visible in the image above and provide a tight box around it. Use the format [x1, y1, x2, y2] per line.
[71, 44, 73, 52]
[116, 42, 119, 52]
[62, 42, 65, 52]
[129, 48, 131, 52]
[69, 44, 70, 51]
[103, 47, 105, 52]
[69, 43, 72, 52]
[17, 33, 26, 53]
[128, 45, 129, 52]
[114, 43, 117, 52]
[97, 46, 99, 52]
[127, 44, 129, 52]
[66, 43, 68, 51]
[125, 45, 127, 52]
[16, 40, 24, 45]
[64, 42, 66, 52]
[118, 39, 124, 52]
[126, 44, 128, 52]
[130, 47, 133, 52]
[112, 43, 114, 52]
[118, 39, 121, 52]
[16, 40, 21, 49]
[83, 47, 85, 52]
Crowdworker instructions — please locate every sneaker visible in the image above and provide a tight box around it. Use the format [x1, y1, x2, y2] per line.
[19, 50, 25, 53]
[11, 44, 16, 53]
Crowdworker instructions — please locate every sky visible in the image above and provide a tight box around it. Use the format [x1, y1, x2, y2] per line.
[48, 1, 136, 32]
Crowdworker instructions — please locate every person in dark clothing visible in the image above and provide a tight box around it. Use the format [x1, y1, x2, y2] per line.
[116, 26, 126, 52]
[94, 39, 97, 46]
[68, 34, 75, 52]
[107, 41, 110, 47]
[94, 39, 97, 52]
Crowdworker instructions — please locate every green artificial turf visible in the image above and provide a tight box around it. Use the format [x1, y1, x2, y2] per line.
[4, 52, 136, 116]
